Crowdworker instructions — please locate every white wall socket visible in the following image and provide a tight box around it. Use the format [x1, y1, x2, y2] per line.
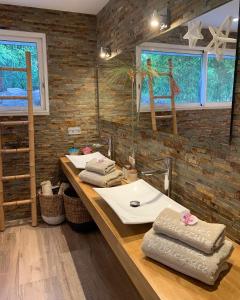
[68, 127, 81, 135]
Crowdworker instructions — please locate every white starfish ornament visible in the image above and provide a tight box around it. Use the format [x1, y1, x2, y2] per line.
[183, 21, 204, 48]
[205, 16, 237, 61]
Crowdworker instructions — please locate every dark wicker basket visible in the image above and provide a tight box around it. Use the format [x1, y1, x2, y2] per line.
[63, 188, 92, 224]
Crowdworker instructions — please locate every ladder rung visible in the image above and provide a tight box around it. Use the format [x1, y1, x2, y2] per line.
[0, 96, 28, 100]
[2, 199, 32, 207]
[2, 174, 30, 181]
[0, 148, 29, 154]
[154, 96, 171, 99]
[0, 67, 27, 72]
[0, 121, 29, 126]
[156, 115, 173, 119]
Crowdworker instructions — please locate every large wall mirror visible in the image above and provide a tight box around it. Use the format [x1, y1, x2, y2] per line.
[98, 0, 239, 148]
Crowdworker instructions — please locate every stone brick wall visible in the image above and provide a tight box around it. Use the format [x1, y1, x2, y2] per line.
[97, 0, 231, 55]
[97, 0, 240, 242]
[0, 5, 98, 220]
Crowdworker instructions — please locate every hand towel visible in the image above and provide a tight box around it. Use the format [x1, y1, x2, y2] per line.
[79, 169, 123, 187]
[141, 229, 233, 285]
[85, 157, 116, 175]
[153, 208, 225, 254]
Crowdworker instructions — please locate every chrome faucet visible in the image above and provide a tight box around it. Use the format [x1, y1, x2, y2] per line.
[92, 134, 113, 160]
[141, 157, 173, 197]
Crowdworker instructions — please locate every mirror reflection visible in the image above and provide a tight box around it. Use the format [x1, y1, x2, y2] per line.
[98, 0, 239, 148]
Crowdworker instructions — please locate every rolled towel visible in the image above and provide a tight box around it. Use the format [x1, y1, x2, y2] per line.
[79, 169, 123, 187]
[85, 157, 116, 175]
[153, 208, 225, 254]
[141, 229, 233, 285]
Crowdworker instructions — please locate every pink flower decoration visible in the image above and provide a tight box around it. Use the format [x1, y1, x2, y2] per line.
[181, 211, 198, 226]
[82, 146, 93, 155]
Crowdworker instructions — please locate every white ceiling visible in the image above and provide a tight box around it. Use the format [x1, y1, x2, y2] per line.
[193, 0, 239, 31]
[0, 0, 109, 14]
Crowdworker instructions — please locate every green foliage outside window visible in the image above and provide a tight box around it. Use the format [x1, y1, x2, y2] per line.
[207, 55, 235, 103]
[0, 41, 40, 107]
[141, 50, 235, 107]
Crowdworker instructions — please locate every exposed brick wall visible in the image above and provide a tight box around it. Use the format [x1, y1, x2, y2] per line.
[97, 0, 232, 55]
[0, 5, 98, 220]
[97, 0, 240, 242]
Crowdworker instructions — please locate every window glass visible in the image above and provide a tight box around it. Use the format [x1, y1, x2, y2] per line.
[207, 55, 235, 103]
[141, 50, 202, 106]
[0, 40, 41, 108]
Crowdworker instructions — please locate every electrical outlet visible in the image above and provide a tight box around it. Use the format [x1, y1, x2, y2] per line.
[68, 127, 81, 135]
[129, 155, 135, 167]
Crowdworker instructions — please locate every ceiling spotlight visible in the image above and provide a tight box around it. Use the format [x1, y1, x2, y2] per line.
[99, 46, 111, 59]
[233, 17, 239, 22]
[150, 8, 170, 31]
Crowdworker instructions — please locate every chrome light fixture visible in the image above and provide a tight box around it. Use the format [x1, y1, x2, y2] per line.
[99, 46, 111, 59]
[150, 8, 170, 31]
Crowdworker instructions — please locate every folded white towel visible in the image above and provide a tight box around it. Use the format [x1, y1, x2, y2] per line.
[79, 169, 123, 187]
[142, 229, 233, 285]
[153, 208, 225, 254]
[85, 157, 116, 175]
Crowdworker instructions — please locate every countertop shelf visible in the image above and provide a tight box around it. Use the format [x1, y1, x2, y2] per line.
[60, 157, 240, 300]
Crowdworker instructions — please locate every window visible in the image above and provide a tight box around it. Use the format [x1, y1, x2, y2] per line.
[137, 43, 236, 111]
[0, 30, 49, 115]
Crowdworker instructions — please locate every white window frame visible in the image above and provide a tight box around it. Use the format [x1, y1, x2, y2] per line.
[136, 42, 236, 112]
[0, 29, 49, 115]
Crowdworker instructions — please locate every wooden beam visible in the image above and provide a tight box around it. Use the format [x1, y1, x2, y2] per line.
[26, 51, 37, 227]
[0, 126, 4, 231]
[0, 67, 27, 72]
[0, 96, 28, 100]
[3, 199, 32, 207]
[0, 148, 30, 154]
[168, 59, 178, 135]
[147, 58, 157, 131]
[0, 121, 29, 126]
[2, 174, 30, 181]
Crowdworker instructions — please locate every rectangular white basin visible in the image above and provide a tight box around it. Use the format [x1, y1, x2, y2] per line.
[94, 179, 187, 224]
[66, 152, 104, 169]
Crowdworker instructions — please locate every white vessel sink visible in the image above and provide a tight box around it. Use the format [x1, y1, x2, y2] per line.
[94, 179, 187, 224]
[66, 152, 104, 169]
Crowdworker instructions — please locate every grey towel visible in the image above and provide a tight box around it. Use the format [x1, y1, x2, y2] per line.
[153, 208, 225, 254]
[79, 169, 123, 187]
[85, 158, 115, 175]
[141, 229, 233, 285]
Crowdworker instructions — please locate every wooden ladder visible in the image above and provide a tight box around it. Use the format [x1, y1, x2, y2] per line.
[147, 58, 178, 134]
[0, 52, 37, 231]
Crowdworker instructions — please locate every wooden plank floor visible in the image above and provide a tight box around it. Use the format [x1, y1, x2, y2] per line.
[0, 223, 142, 300]
[61, 223, 142, 300]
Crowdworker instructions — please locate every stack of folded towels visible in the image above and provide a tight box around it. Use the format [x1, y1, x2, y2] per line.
[141, 208, 234, 285]
[79, 156, 123, 187]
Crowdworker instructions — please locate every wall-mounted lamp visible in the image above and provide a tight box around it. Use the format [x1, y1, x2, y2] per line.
[99, 46, 111, 59]
[150, 8, 170, 31]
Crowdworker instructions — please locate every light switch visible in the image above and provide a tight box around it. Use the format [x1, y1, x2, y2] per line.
[68, 127, 81, 135]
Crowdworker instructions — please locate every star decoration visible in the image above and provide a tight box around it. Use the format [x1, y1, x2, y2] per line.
[205, 16, 237, 61]
[183, 21, 204, 48]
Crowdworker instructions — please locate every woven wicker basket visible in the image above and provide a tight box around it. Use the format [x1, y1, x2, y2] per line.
[63, 188, 92, 224]
[39, 191, 65, 225]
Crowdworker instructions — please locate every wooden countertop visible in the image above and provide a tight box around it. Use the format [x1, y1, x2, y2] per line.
[60, 157, 240, 300]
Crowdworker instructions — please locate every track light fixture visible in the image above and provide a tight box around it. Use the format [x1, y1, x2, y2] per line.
[150, 8, 170, 31]
[99, 46, 111, 59]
